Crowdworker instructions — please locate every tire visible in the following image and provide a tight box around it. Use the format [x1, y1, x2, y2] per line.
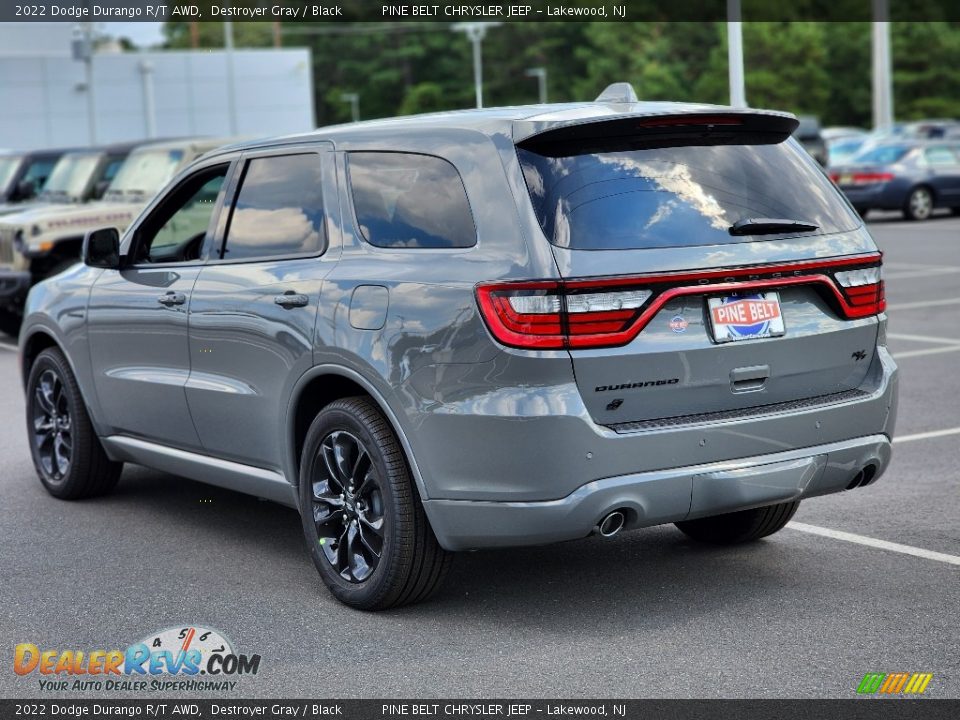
[299, 396, 451, 610]
[852, 206, 869, 218]
[951, 207, 960, 217]
[26, 347, 123, 499]
[675, 501, 800, 545]
[904, 186, 934, 221]
[0, 308, 21, 338]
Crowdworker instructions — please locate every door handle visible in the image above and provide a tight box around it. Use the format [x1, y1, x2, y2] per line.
[157, 291, 186, 306]
[274, 292, 309, 309]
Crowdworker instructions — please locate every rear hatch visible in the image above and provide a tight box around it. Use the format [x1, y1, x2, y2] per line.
[499, 111, 884, 426]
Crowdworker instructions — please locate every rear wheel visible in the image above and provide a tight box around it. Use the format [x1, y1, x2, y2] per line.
[26, 347, 123, 499]
[904, 186, 934, 221]
[0, 308, 21, 338]
[675, 501, 800, 545]
[299, 397, 451, 610]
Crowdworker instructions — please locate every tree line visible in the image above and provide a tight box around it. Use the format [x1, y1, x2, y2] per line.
[160, 21, 960, 128]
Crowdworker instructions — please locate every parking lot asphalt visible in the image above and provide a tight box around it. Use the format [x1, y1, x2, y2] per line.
[0, 216, 957, 700]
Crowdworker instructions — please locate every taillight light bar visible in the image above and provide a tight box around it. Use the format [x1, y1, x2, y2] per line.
[476, 254, 885, 350]
[852, 172, 895, 185]
[830, 172, 895, 185]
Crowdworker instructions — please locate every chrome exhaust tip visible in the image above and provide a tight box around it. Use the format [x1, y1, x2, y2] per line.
[598, 510, 626, 538]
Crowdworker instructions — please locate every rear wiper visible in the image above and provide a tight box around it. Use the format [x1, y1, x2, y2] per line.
[729, 218, 819, 236]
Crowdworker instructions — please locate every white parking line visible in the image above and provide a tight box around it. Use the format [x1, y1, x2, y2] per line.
[886, 297, 960, 311]
[788, 522, 960, 567]
[894, 426, 960, 444]
[888, 332, 960, 346]
[884, 268, 960, 280]
[892, 345, 960, 359]
[884, 261, 941, 269]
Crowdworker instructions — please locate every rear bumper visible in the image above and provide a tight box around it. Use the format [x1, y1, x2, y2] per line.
[425, 434, 891, 550]
[0, 269, 31, 306]
[839, 183, 907, 209]
[418, 347, 898, 551]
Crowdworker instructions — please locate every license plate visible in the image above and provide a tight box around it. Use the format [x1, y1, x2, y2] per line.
[707, 292, 786, 343]
[839, 173, 853, 185]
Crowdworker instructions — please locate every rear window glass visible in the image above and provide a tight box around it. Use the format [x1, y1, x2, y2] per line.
[517, 140, 860, 251]
[348, 152, 476, 249]
[852, 145, 910, 165]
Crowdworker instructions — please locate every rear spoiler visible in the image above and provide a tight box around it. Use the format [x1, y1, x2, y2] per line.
[515, 110, 800, 156]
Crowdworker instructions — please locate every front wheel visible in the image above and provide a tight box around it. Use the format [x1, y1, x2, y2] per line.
[299, 397, 451, 610]
[26, 348, 123, 499]
[904, 186, 934, 221]
[675, 501, 800, 545]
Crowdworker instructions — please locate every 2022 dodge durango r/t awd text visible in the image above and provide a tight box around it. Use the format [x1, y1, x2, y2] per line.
[19, 86, 898, 610]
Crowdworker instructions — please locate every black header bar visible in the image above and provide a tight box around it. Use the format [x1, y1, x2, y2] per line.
[4, 0, 960, 23]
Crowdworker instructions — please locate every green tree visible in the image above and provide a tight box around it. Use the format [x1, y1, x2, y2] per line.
[892, 22, 960, 119]
[163, 22, 273, 49]
[574, 22, 718, 102]
[821, 23, 871, 127]
[694, 23, 831, 115]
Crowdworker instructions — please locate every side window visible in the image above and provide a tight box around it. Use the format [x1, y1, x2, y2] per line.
[219, 153, 325, 261]
[23, 158, 56, 189]
[101, 156, 125, 184]
[924, 147, 956, 166]
[348, 152, 476, 249]
[132, 165, 229, 265]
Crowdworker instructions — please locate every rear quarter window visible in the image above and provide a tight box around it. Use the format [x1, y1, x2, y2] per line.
[347, 152, 476, 249]
[221, 153, 326, 261]
[518, 140, 860, 251]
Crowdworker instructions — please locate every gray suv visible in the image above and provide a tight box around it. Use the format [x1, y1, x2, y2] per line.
[19, 91, 898, 610]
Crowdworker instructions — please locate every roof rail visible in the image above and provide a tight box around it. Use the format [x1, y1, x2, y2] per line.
[595, 82, 639, 104]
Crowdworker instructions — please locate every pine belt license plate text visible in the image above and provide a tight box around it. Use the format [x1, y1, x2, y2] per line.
[708, 292, 786, 343]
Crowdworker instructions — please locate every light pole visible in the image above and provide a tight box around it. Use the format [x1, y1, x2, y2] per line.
[341, 93, 360, 123]
[453, 22, 501, 109]
[872, 0, 894, 131]
[525, 67, 547, 104]
[223, 13, 238, 135]
[139, 60, 157, 139]
[72, 23, 97, 145]
[727, 0, 747, 108]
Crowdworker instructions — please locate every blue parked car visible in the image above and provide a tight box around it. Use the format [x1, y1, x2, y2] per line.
[830, 141, 960, 220]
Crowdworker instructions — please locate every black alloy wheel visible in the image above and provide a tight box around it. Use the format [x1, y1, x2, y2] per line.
[26, 347, 122, 499]
[311, 430, 385, 583]
[32, 368, 73, 481]
[299, 397, 451, 610]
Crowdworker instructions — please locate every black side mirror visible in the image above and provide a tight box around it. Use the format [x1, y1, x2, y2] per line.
[82, 227, 121, 269]
[92, 180, 110, 200]
[16, 179, 36, 201]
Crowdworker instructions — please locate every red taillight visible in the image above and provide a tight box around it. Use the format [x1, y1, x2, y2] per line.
[851, 172, 894, 184]
[832, 266, 886, 317]
[476, 282, 652, 349]
[476, 255, 885, 350]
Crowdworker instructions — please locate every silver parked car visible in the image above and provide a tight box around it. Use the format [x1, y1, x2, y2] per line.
[19, 88, 898, 609]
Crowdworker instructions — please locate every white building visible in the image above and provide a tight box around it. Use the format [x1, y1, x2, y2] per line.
[0, 24, 316, 150]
